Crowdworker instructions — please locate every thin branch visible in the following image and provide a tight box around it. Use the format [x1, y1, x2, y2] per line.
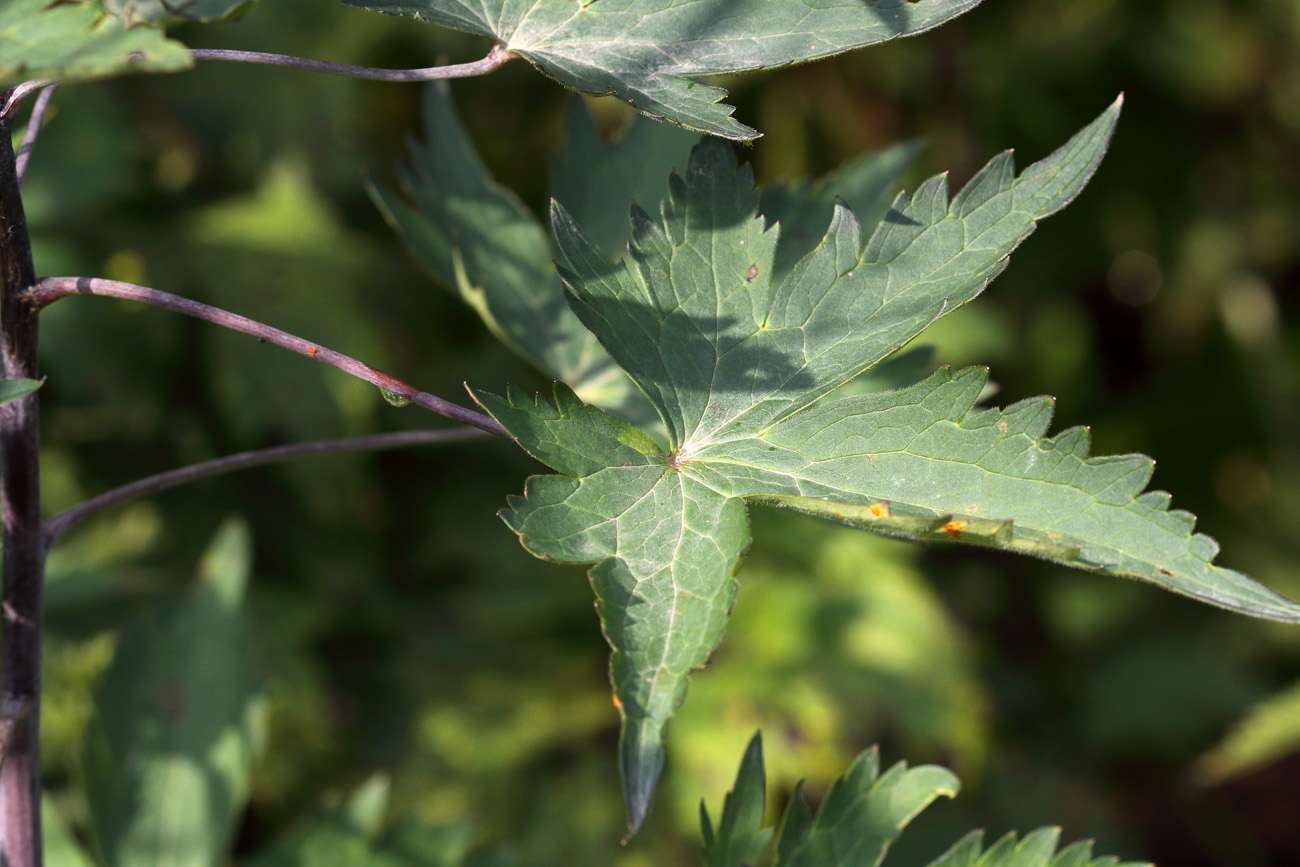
[29, 276, 510, 439]
[189, 43, 514, 82]
[15, 85, 56, 191]
[44, 427, 486, 548]
[0, 41, 512, 121]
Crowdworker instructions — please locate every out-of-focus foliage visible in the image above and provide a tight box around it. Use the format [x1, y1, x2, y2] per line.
[81, 518, 264, 867]
[701, 735, 1148, 867]
[0, 0, 192, 90]
[19, 0, 1300, 864]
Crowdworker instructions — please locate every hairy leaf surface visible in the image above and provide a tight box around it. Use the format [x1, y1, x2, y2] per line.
[338, 0, 984, 138]
[471, 95, 1300, 833]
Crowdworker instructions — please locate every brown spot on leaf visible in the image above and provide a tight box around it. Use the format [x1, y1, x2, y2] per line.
[744, 264, 758, 283]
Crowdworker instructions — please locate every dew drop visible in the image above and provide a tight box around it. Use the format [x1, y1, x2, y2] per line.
[381, 388, 412, 407]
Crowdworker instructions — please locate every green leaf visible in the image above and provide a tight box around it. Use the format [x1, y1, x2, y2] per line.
[370, 82, 697, 425]
[101, 0, 256, 26]
[485, 443, 749, 836]
[0, 0, 192, 90]
[44, 795, 96, 867]
[760, 140, 922, 285]
[338, 0, 984, 139]
[0, 379, 42, 405]
[83, 518, 264, 867]
[774, 748, 958, 866]
[703, 738, 1146, 867]
[473, 96, 1300, 831]
[244, 779, 488, 867]
[700, 732, 771, 867]
[923, 829, 1152, 867]
[1194, 677, 1300, 784]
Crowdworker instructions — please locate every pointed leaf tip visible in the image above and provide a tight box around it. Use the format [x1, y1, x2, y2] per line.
[621, 719, 667, 839]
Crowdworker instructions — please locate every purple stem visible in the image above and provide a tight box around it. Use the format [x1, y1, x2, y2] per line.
[44, 427, 486, 548]
[28, 277, 509, 439]
[0, 112, 44, 867]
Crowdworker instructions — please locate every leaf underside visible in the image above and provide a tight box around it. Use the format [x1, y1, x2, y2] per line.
[704, 734, 1151, 866]
[469, 93, 1300, 835]
[337, 0, 985, 138]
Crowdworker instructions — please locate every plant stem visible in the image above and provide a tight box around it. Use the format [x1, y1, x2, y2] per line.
[44, 427, 486, 548]
[0, 84, 51, 124]
[15, 85, 56, 191]
[189, 43, 514, 81]
[0, 115, 45, 867]
[29, 277, 509, 439]
[1, 43, 512, 121]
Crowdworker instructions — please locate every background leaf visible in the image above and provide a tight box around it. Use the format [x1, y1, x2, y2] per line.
[370, 82, 699, 425]
[102, 0, 257, 26]
[0, 0, 191, 90]
[699, 732, 770, 867]
[704, 738, 1148, 867]
[774, 749, 958, 866]
[82, 518, 265, 867]
[923, 828, 1151, 867]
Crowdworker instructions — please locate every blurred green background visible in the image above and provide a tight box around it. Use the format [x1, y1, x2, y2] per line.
[17, 0, 1300, 863]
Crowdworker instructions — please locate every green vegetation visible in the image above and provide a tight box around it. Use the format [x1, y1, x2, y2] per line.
[5, 0, 1300, 865]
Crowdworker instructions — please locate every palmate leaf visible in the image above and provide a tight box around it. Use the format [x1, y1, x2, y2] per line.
[470, 96, 1300, 834]
[374, 82, 918, 426]
[338, 0, 984, 139]
[702, 734, 1150, 867]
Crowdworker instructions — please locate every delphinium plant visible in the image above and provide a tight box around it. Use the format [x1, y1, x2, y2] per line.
[2, 1, 1296, 865]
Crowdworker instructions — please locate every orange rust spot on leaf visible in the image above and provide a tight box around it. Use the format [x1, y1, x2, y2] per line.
[612, 693, 623, 710]
[869, 501, 890, 518]
[943, 520, 966, 535]
[307, 346, 318, 357]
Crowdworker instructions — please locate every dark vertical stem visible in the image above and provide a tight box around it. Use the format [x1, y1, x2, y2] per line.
[0, 113, 44, 867]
